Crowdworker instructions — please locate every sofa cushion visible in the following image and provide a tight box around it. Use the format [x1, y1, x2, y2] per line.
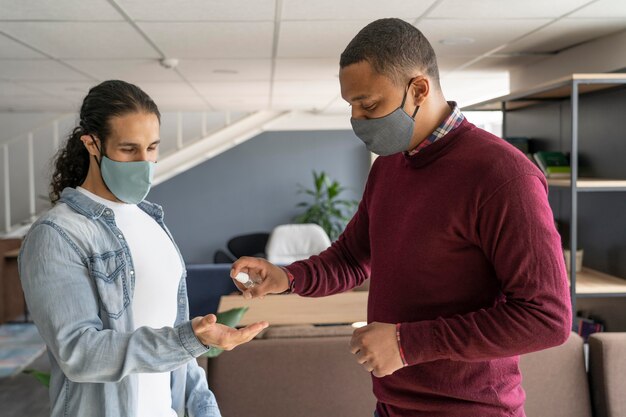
[519, 332, 592, 417]
[207, 335, 375, 417]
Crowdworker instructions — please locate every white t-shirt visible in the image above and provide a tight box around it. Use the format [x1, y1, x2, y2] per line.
[78, 187, 181, 417]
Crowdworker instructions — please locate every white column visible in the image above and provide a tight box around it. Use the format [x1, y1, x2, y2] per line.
[3, 144, 10, 232]
[28, 133, 36, 219]
[201, 112, 208, 137]
[53, 120, 60, 150]
[176, 112, 183, 149]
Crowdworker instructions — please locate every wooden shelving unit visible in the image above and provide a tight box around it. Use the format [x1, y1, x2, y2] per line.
[547, 178, 626, 192]
[465, 73, 626, 321]
[574, 268, 626, 297]
[465, 73, 626, 112]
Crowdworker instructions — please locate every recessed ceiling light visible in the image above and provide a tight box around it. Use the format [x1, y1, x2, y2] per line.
[439, 37, 475, 46]
[212, 69, 239, 74]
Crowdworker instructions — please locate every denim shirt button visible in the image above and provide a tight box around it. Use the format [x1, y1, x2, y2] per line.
[130, 270, 135, 275]
[118, 234, 124, 239]
[104, 210, 111, 216]
[179, 297, 184, 304]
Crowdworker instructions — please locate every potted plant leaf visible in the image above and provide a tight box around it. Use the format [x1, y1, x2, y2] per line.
[293, 171, 359, 241]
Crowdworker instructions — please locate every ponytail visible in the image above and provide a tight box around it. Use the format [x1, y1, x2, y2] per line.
[50, 127, 91, 204]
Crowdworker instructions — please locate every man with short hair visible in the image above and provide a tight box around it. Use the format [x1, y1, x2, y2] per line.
[232, 18, 571, 417]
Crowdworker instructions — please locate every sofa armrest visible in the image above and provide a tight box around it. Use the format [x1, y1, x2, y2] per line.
[589, 333, 626, 417]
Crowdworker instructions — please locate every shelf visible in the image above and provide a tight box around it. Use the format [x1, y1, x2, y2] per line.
[547, 178, 626, 192]
[463, 73, 626, 111]
[573, 268, 626, 297]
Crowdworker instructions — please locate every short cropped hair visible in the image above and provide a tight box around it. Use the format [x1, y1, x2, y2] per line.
[340, 18, 440, 87]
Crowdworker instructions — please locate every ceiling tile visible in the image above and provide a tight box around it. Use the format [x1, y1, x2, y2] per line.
[178, 59, 271, 81]
[274, 59, 339, 80]
[278, 20, 371, 58]
[273, 80, 339, 96]
[65, 59, 182, 82]
[117, 0, 275, 21]
[149, 96, 210, 111]
[419, 18, 550, 56]
[436, 55, 482, 72]
[192, 81, 270, 96]
[0, 34, 44, 58]
[0, 59, 90, 81]
[139, 22, 274, 58]
[0, 0, 123, 21]
[0, 81, 40, 96]
[137, 81, 199, 98]
[0, 22, 159, 59]
[270, 95, 334, 111]
[462, 55, 548, 72]
[569, 0, 626, 18]
[16, 81, 95, 97]
[281, 0, 437, 20]
[0, 95, 78, 112]
[429, 0, 591, 19]
[501, 18, 626, 54]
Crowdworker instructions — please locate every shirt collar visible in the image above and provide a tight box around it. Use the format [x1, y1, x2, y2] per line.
[407, 101, 464, 156]
[59, 187, 163, 221]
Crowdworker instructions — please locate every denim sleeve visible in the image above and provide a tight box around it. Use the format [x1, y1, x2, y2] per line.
[19, 222, 210, 383]
[185, 360, 221, 417]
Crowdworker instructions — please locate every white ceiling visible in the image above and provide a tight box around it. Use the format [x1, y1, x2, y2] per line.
[0, 0, 625, 114]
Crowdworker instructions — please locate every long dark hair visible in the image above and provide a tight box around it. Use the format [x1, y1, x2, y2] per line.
[50, 80, 160, 204]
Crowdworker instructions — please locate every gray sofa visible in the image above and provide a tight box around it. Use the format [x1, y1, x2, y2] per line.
[198, 329, 626, 417]
[589, 333, 626, 417]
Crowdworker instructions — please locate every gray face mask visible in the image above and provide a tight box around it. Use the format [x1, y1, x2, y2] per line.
[350, 79, 419, 156]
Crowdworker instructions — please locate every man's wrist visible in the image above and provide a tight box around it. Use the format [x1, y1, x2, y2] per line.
[396, 323, 408, 367]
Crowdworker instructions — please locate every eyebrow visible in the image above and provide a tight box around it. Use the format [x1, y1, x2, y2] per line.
[117, 140, 161, 147]
[349, 94, 371, 102]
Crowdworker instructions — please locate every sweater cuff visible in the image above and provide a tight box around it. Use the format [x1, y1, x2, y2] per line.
[399, 319, 446, 366]
[178, 320, 211, 358]
[280, 266, 296, 293]
[284, 263, 310, 295]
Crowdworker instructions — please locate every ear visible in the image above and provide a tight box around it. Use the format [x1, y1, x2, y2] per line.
[409, 76, 430, 107]
[80, 135, 101, 158]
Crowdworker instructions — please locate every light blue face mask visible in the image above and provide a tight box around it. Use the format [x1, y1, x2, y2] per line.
[350, 78, 420, 156]
[91, 136, 155, 204]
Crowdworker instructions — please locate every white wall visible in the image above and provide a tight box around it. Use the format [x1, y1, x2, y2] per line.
[510, 30, 626, 91]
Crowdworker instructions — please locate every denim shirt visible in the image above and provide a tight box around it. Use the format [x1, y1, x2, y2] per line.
[18, 187, 221, 417]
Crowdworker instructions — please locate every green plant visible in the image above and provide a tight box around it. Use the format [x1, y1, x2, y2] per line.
[293, 171, 359, 241]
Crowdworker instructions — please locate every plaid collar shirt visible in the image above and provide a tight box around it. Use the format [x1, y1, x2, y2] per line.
[407, 101, 464, 156]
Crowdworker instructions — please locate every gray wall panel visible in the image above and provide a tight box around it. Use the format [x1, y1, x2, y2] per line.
[149, 130, 369, 264]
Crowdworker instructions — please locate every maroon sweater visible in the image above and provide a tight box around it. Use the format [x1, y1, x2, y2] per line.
[285, 119, 571, 417]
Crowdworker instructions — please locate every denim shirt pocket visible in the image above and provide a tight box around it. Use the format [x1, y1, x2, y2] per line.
[89, 250, 130, 319]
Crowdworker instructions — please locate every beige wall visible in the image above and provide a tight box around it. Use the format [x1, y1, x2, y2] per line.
[510, 30, 626, 91]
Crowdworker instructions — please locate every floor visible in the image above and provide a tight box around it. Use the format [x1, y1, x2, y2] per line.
[0, 350, 50, 417]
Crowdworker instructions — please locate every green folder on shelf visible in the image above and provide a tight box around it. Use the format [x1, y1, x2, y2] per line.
[533, 151, 571, 178]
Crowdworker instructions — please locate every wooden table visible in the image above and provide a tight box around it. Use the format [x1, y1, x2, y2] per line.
[218, 291, 369, 326]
